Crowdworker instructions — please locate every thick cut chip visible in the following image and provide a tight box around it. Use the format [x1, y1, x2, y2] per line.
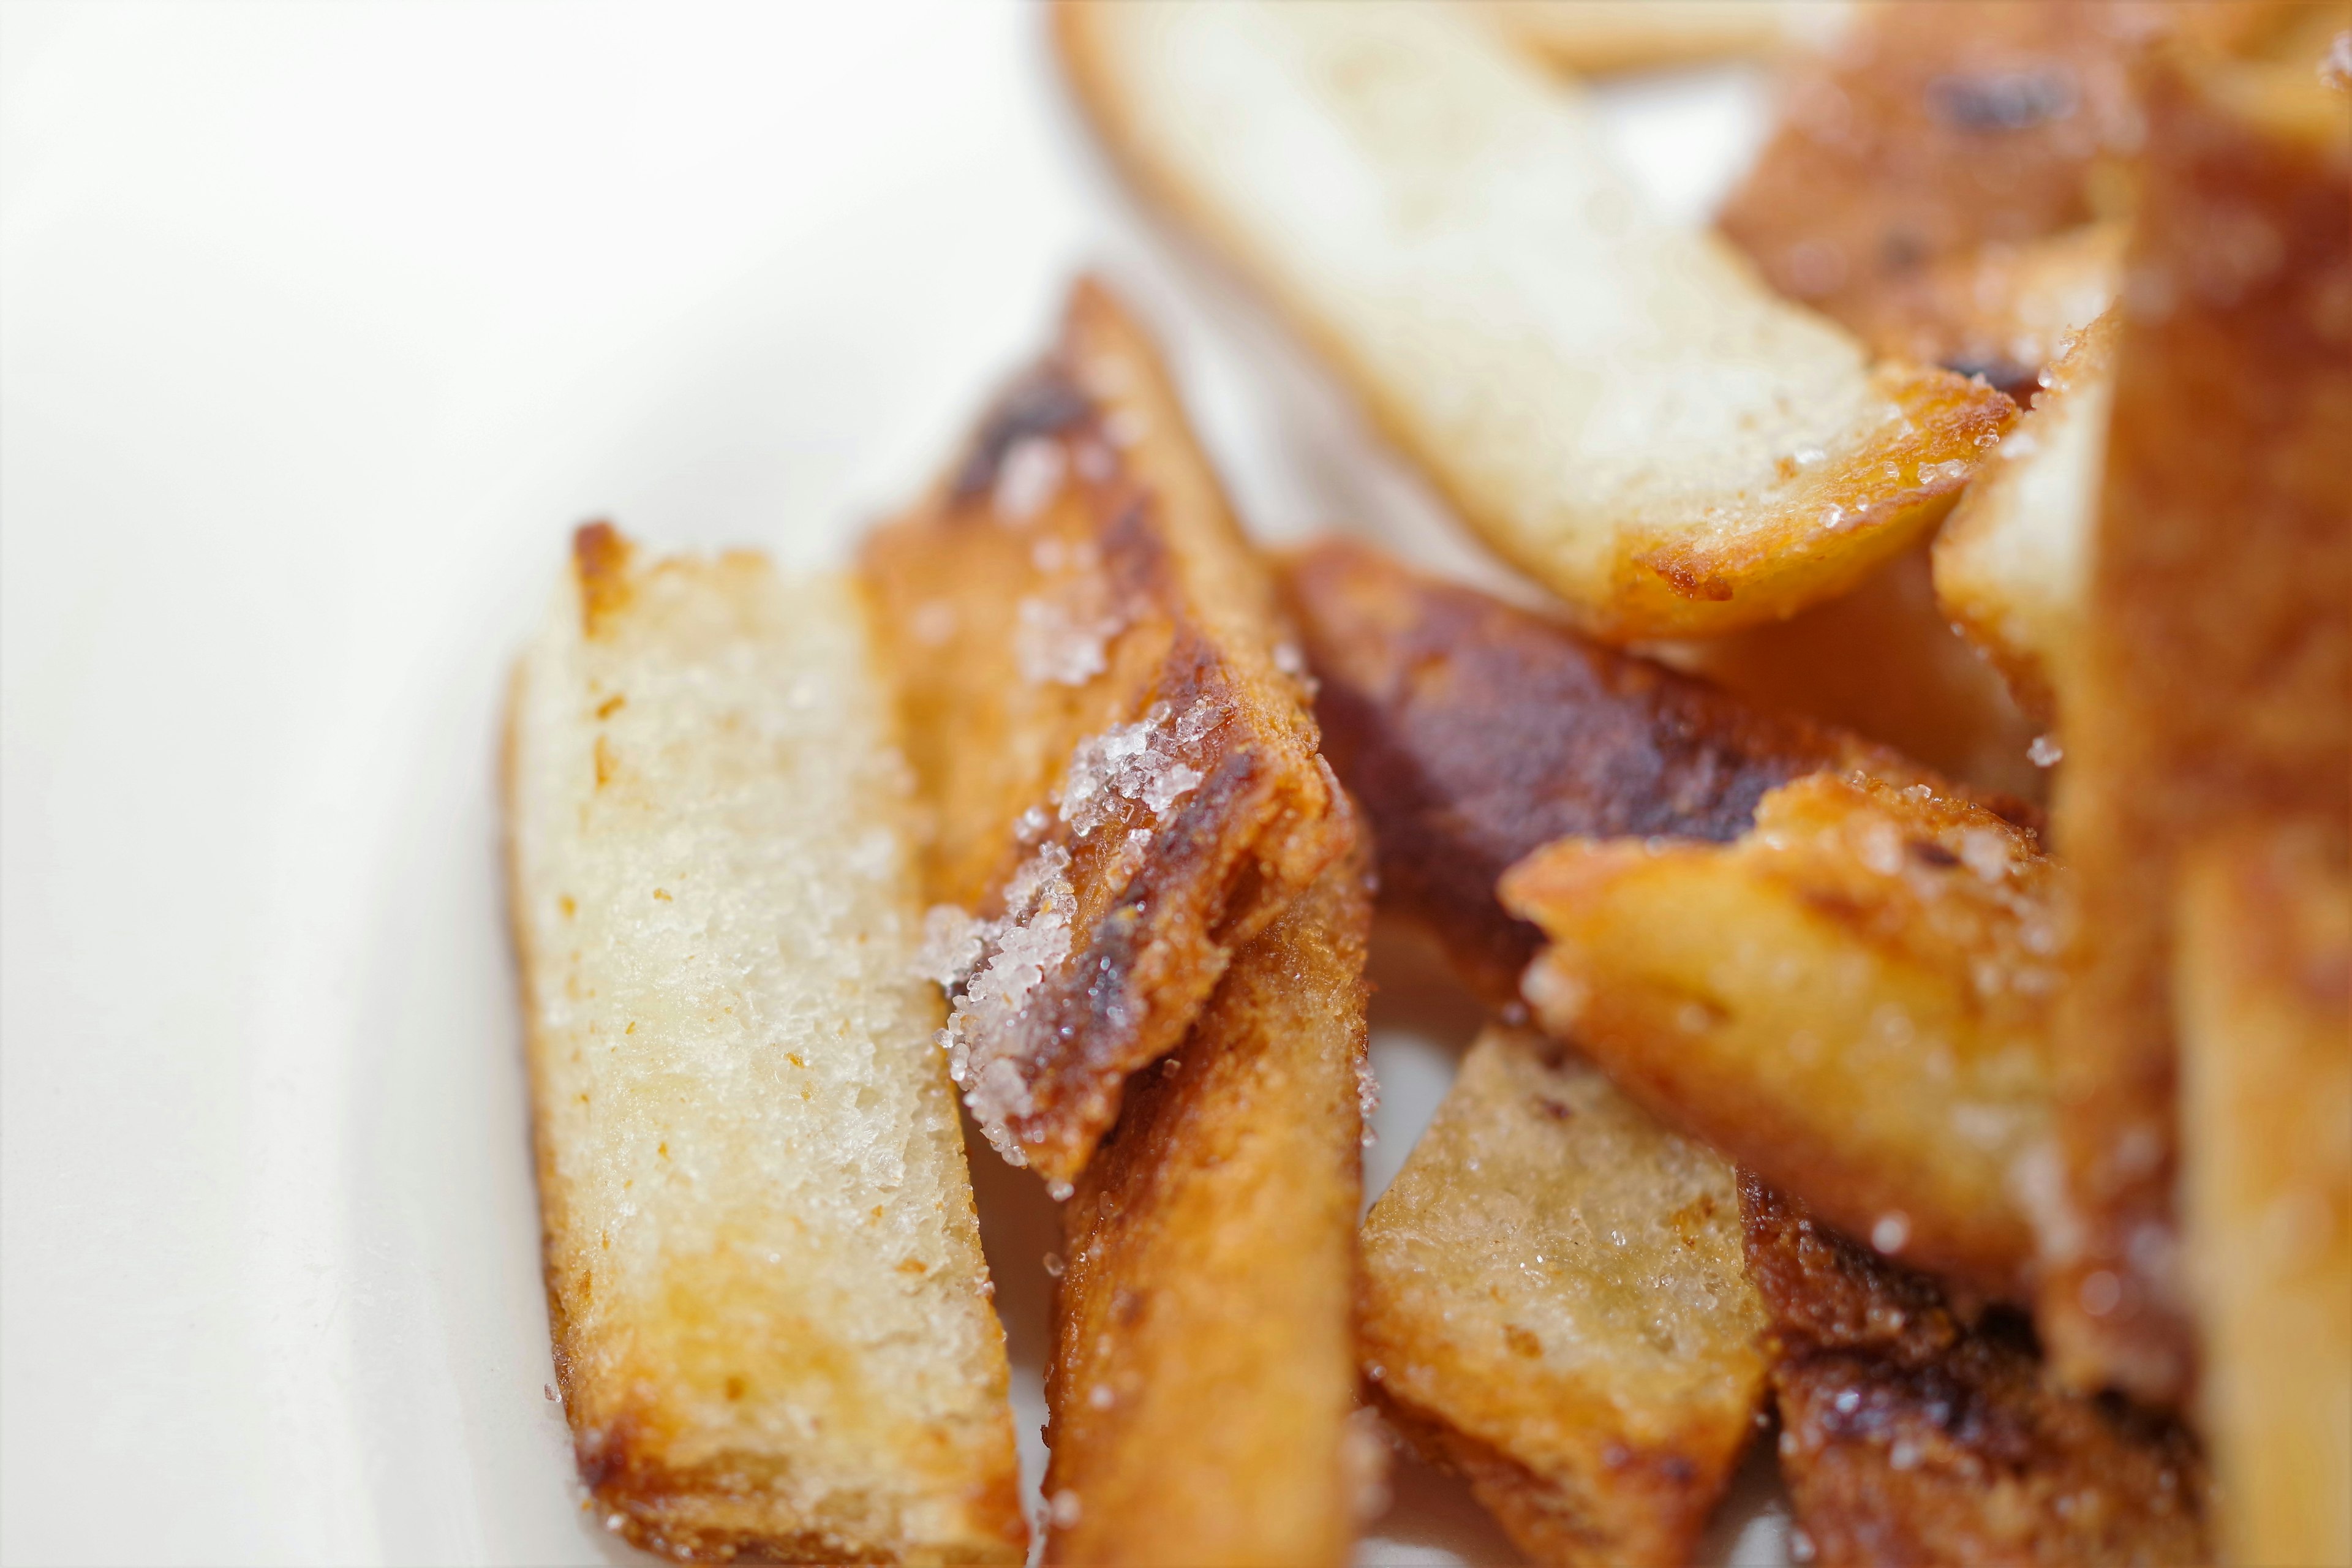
[1719, 1, 2147, 393]
[2177, 824, 2352, 1568]
[1280, 538, 1914, 1009]
[1932, 312, 2116, 722]
[1055, 0, 2013, 639]
[1648, 541, 2046, 801]
[2041, 42, 2351, 1404]
[1471, 0, 1847, 75]
[1361, 1026, 1766, 1568]
[1042, 840, 1372, 1568]
[507, 526, 1025, 1564]
[1741, 1178, 2207, 1568]
[862, 279, 1346, 1183]
[1504, 772, 2061, 1297]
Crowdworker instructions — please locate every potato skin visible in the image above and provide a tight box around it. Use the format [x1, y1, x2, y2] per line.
[1042, 837, 1373, 1568]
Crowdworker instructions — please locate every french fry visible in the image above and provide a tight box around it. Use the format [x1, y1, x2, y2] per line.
[507, 527, 1025, 1564]
[1648, 540, 2048, 801]
[1503, 771, 2060, 1297]
[1279, 537, 1913, 1010]
[862, 279, 1348, 1183]
[1741, 1178, 2208, 1567]
[1361, 1025, 1767, 1568]
[1042, 839, 1373, 1567]
[1931, 312, 2117, 723]
[1055, 0, 2013, 640]
[2040, 40, 2351, 1403]
[1717, 1, 2144, 391]
[2177, 824, 2351, 1568]
[1471, 0, 1847, 77]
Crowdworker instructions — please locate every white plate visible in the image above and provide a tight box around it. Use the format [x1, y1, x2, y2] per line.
[0, 6, 1787, 1561]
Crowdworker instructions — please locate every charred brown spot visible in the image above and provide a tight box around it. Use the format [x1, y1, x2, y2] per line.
[1503, 1324, 1543, 1358]
[1283, 538, 1861, 1006]
[950, 365, 1096, 502]
[1644, 554, 1737, 602]
[1907, 839, 1963, 869]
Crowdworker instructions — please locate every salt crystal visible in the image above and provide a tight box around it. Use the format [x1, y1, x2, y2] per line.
[2028, 734, 2064, 768]
[1958, 827, 2011, 882]
[1087, 1383, 1114, 1409]
[1357, 1057, 1382, 1147]
[1272, 642, 1310, 679]
[1870, 1212, 1912, 1255]
[1049, 1489, 1084, 1528]
[1014, 595, 1120, 687]
[1048, 1180, 1074, 1202]
[1043, 1252, 1066, 1278]
[914, 904, 987, 987]
[1918, 458, 1973, 486]
[1791, 445, 1828, 469]
[993, 437, 1067, 523]
[1060, 697, 1218, 836]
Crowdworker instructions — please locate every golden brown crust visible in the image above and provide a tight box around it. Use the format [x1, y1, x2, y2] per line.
[1741, 1178, 2208, 1568]
[1719, 1, 2150, 393]
[1504, 773, 2060, 1298]
[2176, 824, 2352, 1568]
[1041, 835, 1372, 1567]
[861, 279, 1346, 1183]
[1360, 1027, 1768, 1567]
[2041, 41, 2352, 1403]
[1279, 538, 1914, 1009]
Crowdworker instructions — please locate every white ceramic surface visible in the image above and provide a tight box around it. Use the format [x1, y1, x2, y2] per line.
[0, 6, 1787, 1562]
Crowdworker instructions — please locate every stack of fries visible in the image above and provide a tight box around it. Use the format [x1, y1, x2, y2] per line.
[503, 4, 2349, 1563]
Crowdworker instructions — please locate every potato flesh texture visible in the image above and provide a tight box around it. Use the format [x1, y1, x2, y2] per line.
[1362, 1026, 1766, 1568]
[2177, 827, 2352, 1568]
[510, 536, 1023, 1563]
[1043, 848, 1370, 1568]
[1505, 773, 2057, 1296]
[1055, 0, 2011, 638]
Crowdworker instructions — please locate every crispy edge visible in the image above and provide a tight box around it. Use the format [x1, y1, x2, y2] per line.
[1931, 311, 2119, 724]
[1741, 1178, 2207, 1568]
[1054, 0, 2015, 641]
[1502, 772, 2059, 1297]
[2040, 40, 2352, 1403]
[507, 526, 1027, 1566]
[1471, 0, 1840, 76]
[2176, 823, 2352, 1568]
[1359, 1027, 1768, 1568]
[1279, 537, 1913, 1010]
[861, 278, 1346, 1183]
[1041, 832, 1373, 1567]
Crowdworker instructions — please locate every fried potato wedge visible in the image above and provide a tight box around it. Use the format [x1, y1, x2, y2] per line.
[1718, 1, 2145, 390]
[1361, 1025, 1766, 1568]
[862, 279, 1346, 1183]
[1741, 1178, 2207, 1568]
[1280, 538, 1914, 1009]
[2041, 43, 2351, 1403]
[1042, 840, 1373, 1567]
[1931, 312, 2116, 722]
[1648, 540, 2046, 801]
[2177, 825, 2352, 1568]
[1055, 0, 2013, 639]
[1504, 772, 2061, 1297]
[1472, 0, 1846, 76]
[508, 526, 1025, 1564]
